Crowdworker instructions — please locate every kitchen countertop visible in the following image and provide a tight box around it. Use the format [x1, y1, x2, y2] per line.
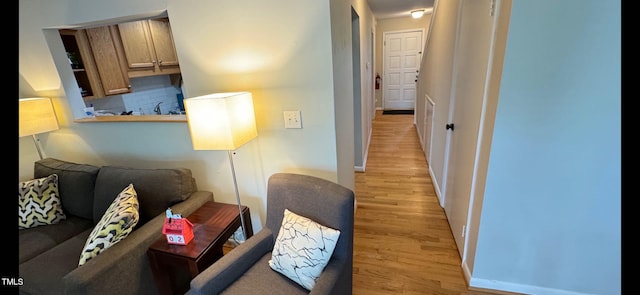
[74, 115, 187, 123]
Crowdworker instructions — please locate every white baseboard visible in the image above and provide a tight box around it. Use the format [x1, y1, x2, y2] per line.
[355, 125, 373, 173]
[462, 262, 472, 286]
[469, 277, 596, 295]
[429, 165, 444, 207]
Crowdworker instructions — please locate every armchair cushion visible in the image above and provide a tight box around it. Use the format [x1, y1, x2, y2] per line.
[269, 209, 341, 290]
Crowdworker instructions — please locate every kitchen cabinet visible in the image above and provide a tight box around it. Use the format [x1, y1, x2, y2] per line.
[85, 26, 132, 96]
[117, 18, 180, 78]
[59, 26, 131, 98]
[59, 29, 105, 100]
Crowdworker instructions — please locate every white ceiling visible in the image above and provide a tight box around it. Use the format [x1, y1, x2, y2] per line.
[366, 0, 435, 19]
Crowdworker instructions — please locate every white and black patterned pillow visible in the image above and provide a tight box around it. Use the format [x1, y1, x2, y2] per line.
[268, 209, 341, 290]
[78, 184, 139, 266]
[19, 174, 66, 229]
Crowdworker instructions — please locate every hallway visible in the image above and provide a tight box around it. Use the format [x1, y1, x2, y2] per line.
[352, 111, 499, 295]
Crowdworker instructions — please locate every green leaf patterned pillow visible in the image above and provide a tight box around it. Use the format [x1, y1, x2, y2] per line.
[19, 174, 66, 229]
[79, 183, 139, 266]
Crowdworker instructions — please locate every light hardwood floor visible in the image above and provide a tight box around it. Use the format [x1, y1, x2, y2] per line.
[352, 110, 504, 295]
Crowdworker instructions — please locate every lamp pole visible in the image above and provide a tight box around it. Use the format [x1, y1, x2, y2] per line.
[228, 150, 248, 242]
[31, 135, 45, 160]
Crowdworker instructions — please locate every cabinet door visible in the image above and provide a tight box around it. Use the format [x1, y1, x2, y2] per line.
[148, 19, 179, 68]
[85, 26, 131, 95]
[118, 20, 157, 70]
[118, 19, 181, 77]
[59, 29, 105, 99]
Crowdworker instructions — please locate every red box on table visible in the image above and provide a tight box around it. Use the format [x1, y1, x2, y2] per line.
[162, 212, 194, 245]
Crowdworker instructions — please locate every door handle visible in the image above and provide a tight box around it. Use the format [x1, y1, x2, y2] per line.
[446, 123, 455, 131]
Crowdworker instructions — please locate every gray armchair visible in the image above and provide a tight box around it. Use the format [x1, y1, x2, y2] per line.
[187, 173, 355, 295]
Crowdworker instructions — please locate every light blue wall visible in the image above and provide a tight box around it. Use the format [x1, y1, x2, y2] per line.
[474, 1, 620, 294]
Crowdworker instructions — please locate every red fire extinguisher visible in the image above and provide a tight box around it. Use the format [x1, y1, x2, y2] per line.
[375, 73, 381, 90]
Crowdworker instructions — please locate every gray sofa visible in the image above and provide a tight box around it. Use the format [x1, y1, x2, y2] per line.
[19, 158, 213, 295]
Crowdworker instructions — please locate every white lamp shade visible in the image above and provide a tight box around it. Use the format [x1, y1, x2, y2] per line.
[19, 97, 59, 137]
[184, 92, 258, 150]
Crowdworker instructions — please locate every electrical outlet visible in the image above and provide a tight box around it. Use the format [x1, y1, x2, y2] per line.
[284, 111, 302, 129]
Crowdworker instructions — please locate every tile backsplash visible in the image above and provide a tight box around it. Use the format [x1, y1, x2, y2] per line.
[88, 75, 183, 115]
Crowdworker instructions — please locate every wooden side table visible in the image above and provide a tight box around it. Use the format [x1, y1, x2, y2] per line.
[147, 201, 253, 295]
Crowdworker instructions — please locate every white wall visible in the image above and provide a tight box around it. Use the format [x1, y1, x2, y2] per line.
[18, 0, 356, 232]
[351, 1, 376, 172]
[470, 1, 621, 294]
[328, 0, 376, 189]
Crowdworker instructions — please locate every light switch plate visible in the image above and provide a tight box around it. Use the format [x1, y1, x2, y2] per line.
[284, 111, 302, 129]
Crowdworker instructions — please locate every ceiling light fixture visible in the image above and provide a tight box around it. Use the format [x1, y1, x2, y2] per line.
[411, 9, 425, 19]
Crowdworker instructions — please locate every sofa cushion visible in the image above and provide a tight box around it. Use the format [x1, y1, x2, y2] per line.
[93, 166, 196, 224]
[19, 174, 66, 229]
[268, 209, 341, 291]
[19, 216, 93, 264]
[79, 184, 139, 266]
[34, 158, 100, 220]
[19, 228, 91, 295]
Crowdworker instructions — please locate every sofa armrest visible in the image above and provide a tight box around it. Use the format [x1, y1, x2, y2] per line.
[187, 229, 274, 295]
[63, 191, 212, 295]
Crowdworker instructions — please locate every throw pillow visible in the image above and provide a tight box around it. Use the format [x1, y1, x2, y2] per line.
[268, 209, 341, 290]
[19, 174, 66, 229]
[79, 184, 139, 266]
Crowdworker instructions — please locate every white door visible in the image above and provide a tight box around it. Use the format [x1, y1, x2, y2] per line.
[383, 30, 423, 110]
[444, 0, 495, 257]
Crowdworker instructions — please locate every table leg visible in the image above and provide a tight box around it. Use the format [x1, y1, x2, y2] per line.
[147, 250, 174, 295]
[243, 208, 254, 238]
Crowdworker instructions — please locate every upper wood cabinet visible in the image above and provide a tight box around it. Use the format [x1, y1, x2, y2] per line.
[117, 18, 180, 78]
[85, 26, 132, 96]
[59, 29, 105, 100]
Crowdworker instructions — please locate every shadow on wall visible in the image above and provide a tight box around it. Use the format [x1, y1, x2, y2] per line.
[19, 73, 38, 97]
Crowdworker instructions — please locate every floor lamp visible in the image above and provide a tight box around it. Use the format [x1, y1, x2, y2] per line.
[19, 97, 60, 160]
[184, 92, 258, 242]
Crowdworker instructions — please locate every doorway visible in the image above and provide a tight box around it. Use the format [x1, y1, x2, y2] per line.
[382, 29, 423, 110]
